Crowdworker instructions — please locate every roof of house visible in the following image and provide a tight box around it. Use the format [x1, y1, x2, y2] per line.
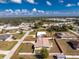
[37, 31, 46, 37]
[0, 34, 11, 40]
[70, 40, 79, 49]
[3, 26, 19, 30]
[35, 37, 50, 48]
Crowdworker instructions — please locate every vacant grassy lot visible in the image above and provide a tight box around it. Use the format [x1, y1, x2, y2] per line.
[0, 41, 17, 50]
[24, 36, 36, 41]
[0, 54, 5, 59]
[11, 43, 33, 59]
[18, 55, 54, 59]
[49, 40, 60, 53]
[56, 39, 74, 55]
[13, 32, 25, 39]
[29, 31, 36, 35]
[19, 43, 33, 53]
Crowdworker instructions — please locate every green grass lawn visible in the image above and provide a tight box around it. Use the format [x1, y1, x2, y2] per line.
[49, 40, 60, 53]
[19, 43, 33, 52]
[0, 41, 17, 50]
[29, 31, 36, 35]
[24, 36, 36, 41]
[56, 39, 74, 55]
[11, 42, 54, 59]
[19, 55, 54, 59]
[0, 55, 5, 59]
[13, 32, 25, 39]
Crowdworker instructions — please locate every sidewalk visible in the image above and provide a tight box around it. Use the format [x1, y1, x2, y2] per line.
[0, 50, 10, 55]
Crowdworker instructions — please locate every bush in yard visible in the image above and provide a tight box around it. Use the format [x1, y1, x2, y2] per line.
[40, 48, 49, 59]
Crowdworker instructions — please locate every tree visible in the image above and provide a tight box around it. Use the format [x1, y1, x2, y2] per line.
[19, 57, 24, 59]
[68, 25, 73, 30]
[20, 31, 24, 34]
[40, 48, 49, 59]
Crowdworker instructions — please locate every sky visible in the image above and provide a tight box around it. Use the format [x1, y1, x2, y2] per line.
[0, 0, 79, 17]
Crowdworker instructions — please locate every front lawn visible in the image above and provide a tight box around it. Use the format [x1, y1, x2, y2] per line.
[19, 43, 33, 53]
[13, 32, 25, 39]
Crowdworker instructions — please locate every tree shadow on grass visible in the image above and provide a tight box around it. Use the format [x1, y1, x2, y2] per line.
[53, 56, 57, 59]
[35, 55, 43, 59]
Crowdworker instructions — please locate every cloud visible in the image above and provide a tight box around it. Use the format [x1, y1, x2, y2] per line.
[0, 0, 6, 3]
[77, 2, 79, 6]
[27, 0, 37, 4]
[66, 3, 75, 7]
[5, 9, 13, 13]
[11, 0, 22, 3]
[0, 9, 79, 17]
[32, 8, 37, 12]
[59, 0, 64, 3]
[38, 10, 45, 13]
[46, 1, 52, 6]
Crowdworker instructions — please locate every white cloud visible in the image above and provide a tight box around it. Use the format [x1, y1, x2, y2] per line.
[32, 8, 37, 12]
[0, 0, 6, 3]
[38, 10, 44, 13]
[27, 0, 37, 4]
[46, 1, 52, 6]
[77, 2, 79, 6]
[66, 3, 75, 7]
[5, 9, 13, 13]
[11, 0, 22, 3]
[59, 0, 64, 3]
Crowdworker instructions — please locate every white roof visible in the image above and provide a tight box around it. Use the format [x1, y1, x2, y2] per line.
[4, 26, 19, 30]
[37, 32, 46, 36]
[0, 26, 4, 29]
[35, 37, 50, 48]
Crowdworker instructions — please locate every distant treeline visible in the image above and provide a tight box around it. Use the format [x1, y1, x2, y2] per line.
[0, 17, 46, 25]
[0, 17, 62, 25]
[0, 17, 78, 25]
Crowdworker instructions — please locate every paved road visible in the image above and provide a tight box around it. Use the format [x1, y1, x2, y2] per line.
[4, 30, 32, 59]
[69, 30, 79, 36]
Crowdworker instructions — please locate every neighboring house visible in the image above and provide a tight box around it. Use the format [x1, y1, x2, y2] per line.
[56, 54, 66, 59]
[19, 23, 32, 31]
[36, 31, 46, 37]
[0, 34, 12, 41]
[55, 32, 62, 38]
[3, 26, 19, 30]
[42, 24, 49, 28]
[69, 40, 79, 50]
[34, 32, 52, 52]
[3, 26, 19, 33]
[0, 26, 4, 32]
